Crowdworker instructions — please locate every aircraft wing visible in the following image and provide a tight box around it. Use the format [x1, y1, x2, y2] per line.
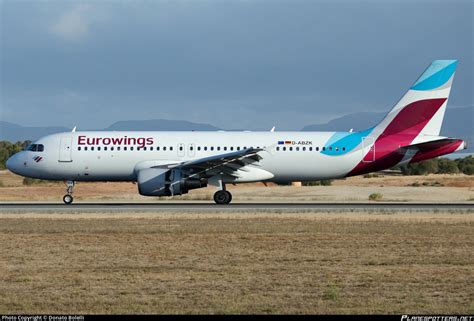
[157, 147, 264, 179]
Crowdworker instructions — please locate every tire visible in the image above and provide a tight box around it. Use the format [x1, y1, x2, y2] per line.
[63, 194, 73, 205]
[214, 190, 231, 205]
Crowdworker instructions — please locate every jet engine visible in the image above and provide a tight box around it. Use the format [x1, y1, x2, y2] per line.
[137, 168, 207, 196]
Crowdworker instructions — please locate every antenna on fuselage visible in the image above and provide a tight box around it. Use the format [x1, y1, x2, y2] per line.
[72, 126, 77, 132]
[270, 126, 275, 132]
[349, 128, 353, 133]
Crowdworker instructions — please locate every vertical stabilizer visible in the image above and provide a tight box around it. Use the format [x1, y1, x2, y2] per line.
[373, 60, 457, 141]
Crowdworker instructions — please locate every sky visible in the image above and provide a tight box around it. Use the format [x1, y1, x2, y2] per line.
[1, 0, 472, 130]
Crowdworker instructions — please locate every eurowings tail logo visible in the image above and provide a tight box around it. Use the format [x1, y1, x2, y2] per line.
[33, 156, 43, 163]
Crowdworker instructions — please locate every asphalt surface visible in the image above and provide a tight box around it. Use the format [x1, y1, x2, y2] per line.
[0, 202, 472, 213]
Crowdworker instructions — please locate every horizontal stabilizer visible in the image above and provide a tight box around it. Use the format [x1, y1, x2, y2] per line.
[399, 138, 466, 163]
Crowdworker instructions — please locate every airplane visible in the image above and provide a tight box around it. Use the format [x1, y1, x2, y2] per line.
[5, 60, 467, 205]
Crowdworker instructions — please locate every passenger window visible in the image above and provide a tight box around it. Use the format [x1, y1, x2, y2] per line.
[230, 147, 234, 151]
[124, 147, 127, 151]
[204, 146, 208, 151]
[224, 147, 227, 151]
[189, 146, 193, 151]
[156, 146, 160, 151]
[111, 146, 115, 151]
[289, 147, 293, 151]
[237, 147, 240, 151]
[342, 147, 346, 151]
[282, 147, 286, 151]
[150, 147, 154, 151]
[91, 146, 95, 151]
[335, 147, 339, 151]
[309, 147, 312, 151]
[97, 146, 101, 151]
[316, 147, 319, 151]
[130, 147, 134, 151]
[217, 147, 221, 151]
[104, 146, 108, 151]
[170, 147, 173, 151]
[302, 147, 306, 151]
[163, 147, 167, 151]
[211, 147, 214, 151]
[296, 147, 299, 151]
[329, 147, 332, 151]
[84, 146, 88, 151]
[276, 147, 280, 151]
[322, 147, 326, 151]
[197, 146, 201, 151]
[179, 146, 183, 151]
[78, 146, 81, 151]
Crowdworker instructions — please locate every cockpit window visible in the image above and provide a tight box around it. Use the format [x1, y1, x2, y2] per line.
[26, 144, 44, 152]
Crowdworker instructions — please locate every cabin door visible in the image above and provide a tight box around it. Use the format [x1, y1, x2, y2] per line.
[59, 136, 73, 162]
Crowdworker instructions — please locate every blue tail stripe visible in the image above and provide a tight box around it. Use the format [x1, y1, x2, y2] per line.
[411, 60, 457, 91]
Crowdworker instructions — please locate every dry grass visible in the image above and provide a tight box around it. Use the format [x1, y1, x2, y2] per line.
[0, 211, 473, 314]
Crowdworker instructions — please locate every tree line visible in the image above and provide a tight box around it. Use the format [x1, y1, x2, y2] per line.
[0, 140, 472, 175]
[0, 140, 31, 170]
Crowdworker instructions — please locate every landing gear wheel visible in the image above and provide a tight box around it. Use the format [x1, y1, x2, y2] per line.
[214, 190, 232, 205]
[63, 194, 73, 205]
[63, 180, 75, 205]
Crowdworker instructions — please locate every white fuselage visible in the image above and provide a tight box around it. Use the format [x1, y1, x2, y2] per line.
[7, 131, 368, 183]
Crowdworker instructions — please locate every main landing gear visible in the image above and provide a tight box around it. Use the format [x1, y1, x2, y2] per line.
[63, 180, 75, 205]
[213, 189, 232, 205]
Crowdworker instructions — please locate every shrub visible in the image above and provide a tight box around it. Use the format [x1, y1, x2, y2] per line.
[369, 193, 383, 201]
[320, 179, 333, 186]
[437, 158, 459, 174]
[22, 178, 50, 185]
[302, 179, 333, 186]
[323, 282, 339, 301]
[461, 165, 474, 175]
[456, 156, 474, 175]
[363, 173, 380, 178]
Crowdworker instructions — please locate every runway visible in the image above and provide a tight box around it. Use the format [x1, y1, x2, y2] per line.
[0, 202, 472, 213]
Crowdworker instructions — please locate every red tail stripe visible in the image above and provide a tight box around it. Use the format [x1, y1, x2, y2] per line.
[348, 98, 447, 176]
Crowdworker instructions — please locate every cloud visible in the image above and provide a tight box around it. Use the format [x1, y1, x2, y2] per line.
[50, 5, 90, 42]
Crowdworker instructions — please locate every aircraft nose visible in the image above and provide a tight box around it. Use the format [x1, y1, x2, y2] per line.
[6, 154, 20, 174]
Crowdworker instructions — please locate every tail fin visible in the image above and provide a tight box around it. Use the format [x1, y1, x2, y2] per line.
[373, 60, 458, 140]
[347, 60, 460, 177]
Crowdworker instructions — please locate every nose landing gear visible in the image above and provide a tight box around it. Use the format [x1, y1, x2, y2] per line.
[63, 180, 75, 205]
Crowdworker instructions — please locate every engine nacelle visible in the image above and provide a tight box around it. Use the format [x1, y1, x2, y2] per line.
[137, 168, 207, 196]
